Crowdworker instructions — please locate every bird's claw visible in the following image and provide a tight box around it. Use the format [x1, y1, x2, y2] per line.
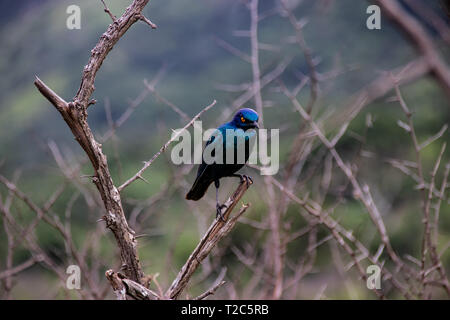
[240, 174, 253, 186]
[216, 203, 227, 221]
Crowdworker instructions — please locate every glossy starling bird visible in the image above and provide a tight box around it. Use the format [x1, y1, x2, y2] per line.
[186, 108, 259, 220]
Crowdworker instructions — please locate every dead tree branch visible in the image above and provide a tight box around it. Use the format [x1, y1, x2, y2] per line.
[194, 280, 227, 300]
[105, 270, 160, 300]
[373, 0, 450, 99]
[166, 180, 252, 299]
[33, 0, 155, 284]
[118, 100, 217, 192]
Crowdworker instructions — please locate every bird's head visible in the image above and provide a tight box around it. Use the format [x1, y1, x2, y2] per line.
[232, 108, 259, 130]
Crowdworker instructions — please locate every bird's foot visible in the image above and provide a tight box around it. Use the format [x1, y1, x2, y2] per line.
[229, 173, 253, 186]
[216, 203, 227, 221]
[238, 174, 253, 186]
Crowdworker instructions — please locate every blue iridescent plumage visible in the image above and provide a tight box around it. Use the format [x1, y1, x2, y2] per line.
[186, 108, 259, 220]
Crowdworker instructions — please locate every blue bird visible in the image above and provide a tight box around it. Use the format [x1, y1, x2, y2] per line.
[186, 108, 259, 220]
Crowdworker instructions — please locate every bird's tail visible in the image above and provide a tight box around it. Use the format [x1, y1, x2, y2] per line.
[186, 178, 213, 201]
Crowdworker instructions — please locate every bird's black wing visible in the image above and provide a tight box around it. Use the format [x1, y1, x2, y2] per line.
[185, 133, 219, 200]
[194, 134, 216, 177]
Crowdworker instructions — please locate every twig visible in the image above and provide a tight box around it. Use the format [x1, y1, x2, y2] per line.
[249, 0, 264, 127]
[0, 255, 43, 280]
[194, 281, 226, 300]
[138, 14, 157, 29]
[218, 58, 291, 123]
[118, 100, 217, 192]
[143, 78, 190, 122]
[214, 36, 251, 63]
[373, 0, 450, 98]
[100, 0, 117, 22]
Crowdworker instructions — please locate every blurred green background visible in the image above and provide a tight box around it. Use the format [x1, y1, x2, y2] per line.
[0, 0, 449, 299]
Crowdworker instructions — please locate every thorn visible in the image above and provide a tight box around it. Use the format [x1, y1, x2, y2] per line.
[97, 218, 105, 223]
[100, 0, 117, 22]
[80, 174, 96, 178]
[88, 99, 97, 107]
[137, 175, 150, 184]
[138, 14, 157, 29]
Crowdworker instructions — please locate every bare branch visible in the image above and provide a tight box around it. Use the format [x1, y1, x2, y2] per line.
[194, 281, 226, 300]
[100, 0, 117, 22]
[74, 0, 153, 108]
[249, 0, 264, 126]
[118, 100, 217, 192]
[33, 0, 154, 284]
[105, 270, 160, 300]
[373, 0, 450, 98]
[138, 14, 157, 29]
[166, 180, 252, 299]
[0, 255, 44, 280]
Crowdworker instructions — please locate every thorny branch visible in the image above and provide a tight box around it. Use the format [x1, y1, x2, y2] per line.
[167, 180, 252, 299]
[34, 0, 155, 285]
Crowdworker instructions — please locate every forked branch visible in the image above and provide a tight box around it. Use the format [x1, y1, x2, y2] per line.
[33, 0, 156, 284]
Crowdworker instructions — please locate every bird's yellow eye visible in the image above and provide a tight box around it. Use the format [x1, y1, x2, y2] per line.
[240, 116, 245, 123]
